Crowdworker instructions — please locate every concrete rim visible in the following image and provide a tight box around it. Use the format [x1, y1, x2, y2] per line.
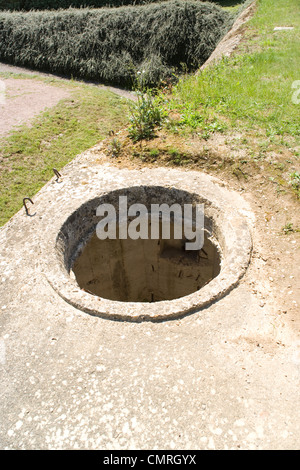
[41, 169, 252, 322]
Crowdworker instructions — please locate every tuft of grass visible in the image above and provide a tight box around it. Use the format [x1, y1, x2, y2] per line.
[289, 171, 300, 197]
[282, 222, 300, 234]
[282, 222, 294, 234]
[108, 136, 122, 158]
[0, 78, 129, 226]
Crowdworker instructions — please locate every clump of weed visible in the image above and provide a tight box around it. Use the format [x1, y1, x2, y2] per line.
[282, 222, 295, 234]
[128, 85, 166, 142]
[282, 222, 300, 235]
[108, 137, 122, 158]
[148, 148, 160, 158]
[289, 171, 300, 197]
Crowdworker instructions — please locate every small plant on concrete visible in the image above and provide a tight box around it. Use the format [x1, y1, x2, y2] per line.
[282, 222, 300, 235]
[282, 222, 294, 234]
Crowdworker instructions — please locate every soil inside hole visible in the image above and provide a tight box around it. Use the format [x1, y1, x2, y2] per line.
[71, 220, 221, 302]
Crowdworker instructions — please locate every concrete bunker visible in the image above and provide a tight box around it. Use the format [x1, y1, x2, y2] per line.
[48, 184, 252, 321]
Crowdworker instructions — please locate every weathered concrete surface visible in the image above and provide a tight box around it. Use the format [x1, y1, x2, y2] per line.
[0, 145, 299, 450]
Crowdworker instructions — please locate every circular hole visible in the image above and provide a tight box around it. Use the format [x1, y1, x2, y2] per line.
[48, 184, 252, 321]
[71, 218, 221, 302]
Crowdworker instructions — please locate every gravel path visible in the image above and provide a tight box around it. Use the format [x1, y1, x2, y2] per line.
[0, 62, 136, 138]
[0, 77, 71, 137]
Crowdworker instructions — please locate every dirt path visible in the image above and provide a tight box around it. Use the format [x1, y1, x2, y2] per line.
[0, 77, 71, 138]
[0, 62, 136, 139]
[0, 62, 137, 103]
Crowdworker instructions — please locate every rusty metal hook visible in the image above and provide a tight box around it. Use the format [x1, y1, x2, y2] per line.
[23, 197, 34, 215]
[53, 168, 61, 181]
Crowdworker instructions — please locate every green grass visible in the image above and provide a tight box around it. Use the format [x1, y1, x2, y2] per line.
[167, 0, 300, 138]
[215, 0, 246, 12]
[0, 76, 129, 226]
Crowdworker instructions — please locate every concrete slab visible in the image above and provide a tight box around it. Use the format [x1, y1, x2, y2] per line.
[0, 144, 299, 450]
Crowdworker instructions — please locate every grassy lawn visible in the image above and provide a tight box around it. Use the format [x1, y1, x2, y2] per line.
[0, 77, 129, 226]
[168, 0, 299, 138]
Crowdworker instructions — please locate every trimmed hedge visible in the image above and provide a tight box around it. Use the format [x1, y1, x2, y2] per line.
[0, 0, 156, 11]
[0, 0, 239, 11]
[0, 1, 232, 87]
